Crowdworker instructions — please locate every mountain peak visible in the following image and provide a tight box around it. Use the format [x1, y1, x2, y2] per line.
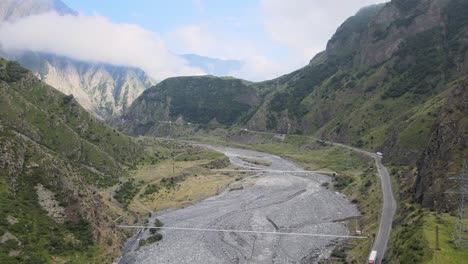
[0, 0, 77, 22]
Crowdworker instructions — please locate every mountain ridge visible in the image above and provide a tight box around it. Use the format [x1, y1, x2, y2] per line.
[2, 51, 156, 118]
[120, 0, 468, 214]
[0, 0, 76, 22]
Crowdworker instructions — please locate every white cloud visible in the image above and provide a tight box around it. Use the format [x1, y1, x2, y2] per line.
[261, 0, 388, 62]
[164, 23, 288, 81]
[0, 0, 390, 82]
[0, 12, 204, 79]
[164, 24, 257, 60]
[229, 56, 292, 82]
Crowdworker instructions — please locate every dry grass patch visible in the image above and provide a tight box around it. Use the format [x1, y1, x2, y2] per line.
[131, 172, 234, 213]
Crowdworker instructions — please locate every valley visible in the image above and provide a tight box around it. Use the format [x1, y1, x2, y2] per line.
[0, 0, 467, 263]
[119, 144, 361, 264]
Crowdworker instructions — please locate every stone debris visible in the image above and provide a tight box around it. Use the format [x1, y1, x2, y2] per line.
[6, 215, 19, 225]
[35, 184, 66, 223]
[1, 232, 20, 245]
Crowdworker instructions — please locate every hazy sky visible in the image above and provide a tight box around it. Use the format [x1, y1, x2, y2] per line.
[0, 0, 388, 81]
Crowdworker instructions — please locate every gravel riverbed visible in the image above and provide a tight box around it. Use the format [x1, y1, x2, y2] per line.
[119, 145, 359, 264]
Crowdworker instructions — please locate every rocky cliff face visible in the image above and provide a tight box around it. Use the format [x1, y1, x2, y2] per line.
[0, 0, 76, 22]
[7, 51, 156, 118]
[0, 0, 155, 118]
[326, 0, 451, 67]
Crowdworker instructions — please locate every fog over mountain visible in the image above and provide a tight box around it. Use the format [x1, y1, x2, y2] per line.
[0, 0, 245, 117]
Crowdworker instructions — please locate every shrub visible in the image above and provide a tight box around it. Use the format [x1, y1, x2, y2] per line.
[5, 61, 29, 82]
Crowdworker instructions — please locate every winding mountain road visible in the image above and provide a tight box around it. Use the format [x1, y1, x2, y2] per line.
[242, 129, 397, 263]
[316, 140, 396, 264]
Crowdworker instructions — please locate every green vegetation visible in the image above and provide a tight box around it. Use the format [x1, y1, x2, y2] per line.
[387, 207, 468, 263]
[238, 157, 272, 167]
[0, 168, 100, 264]
[138, 233, 163, 248]
[174, 150, 223, 162]
[153, 218, 164, 228]
[121, 76, 259, 135]
[140, 218, 164, 247]
[142, 184, 160, 196]
[114, 180, 142, 206]
[0, 57, 197, 263]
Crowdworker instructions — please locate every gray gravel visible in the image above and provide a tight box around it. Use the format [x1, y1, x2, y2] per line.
[119, 146, 359, 264]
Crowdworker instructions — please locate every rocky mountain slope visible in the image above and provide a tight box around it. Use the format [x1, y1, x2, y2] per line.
[116, 76, 258, 136]
[5, 51, 156, 118]
[0, 0, 76, 22]
[120, 0, 467, 209]
[0, 0, 155, 118]
[246, 0, 468, 209]
[0, 57, 170, 262]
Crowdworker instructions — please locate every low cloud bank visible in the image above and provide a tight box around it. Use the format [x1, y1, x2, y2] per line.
[0, 12, 204, 79]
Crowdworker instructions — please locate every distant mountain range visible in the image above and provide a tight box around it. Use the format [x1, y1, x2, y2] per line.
[181, 54, 243, 77]
[0, 0, 244, 118]
[1, 50, 156, 117]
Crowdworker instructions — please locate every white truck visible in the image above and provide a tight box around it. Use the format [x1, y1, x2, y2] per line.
[368, 250, 377, 264]
[376, 152, 383, 157]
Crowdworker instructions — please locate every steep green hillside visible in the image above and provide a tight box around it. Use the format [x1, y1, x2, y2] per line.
[0, 57, 185, 263]
[116, 76, 258, 136]
[245, 0, 468, 209]
[249, 0, 466, 158]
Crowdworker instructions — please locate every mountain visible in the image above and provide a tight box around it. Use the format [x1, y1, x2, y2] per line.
[0, 0, 155, 118]
[3, 51, 156, 118]
[0, 56, 147, 262]
[181, 54, 243, 76]
[117, 1, 467, 261]
[243, 0, 468, 208]
[115, 76, 258, 136]
[121, 0, 467, 211]
[0, 0, 76, 22]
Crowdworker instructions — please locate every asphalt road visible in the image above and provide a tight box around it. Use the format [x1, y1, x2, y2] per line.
[323, 141, 396, 264]
[119, 146, 360, 264]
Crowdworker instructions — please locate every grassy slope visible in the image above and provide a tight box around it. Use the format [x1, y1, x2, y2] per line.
[240, 2, 468, 262]
[0, 58, 194, 263]
[388, 206, 468, 264]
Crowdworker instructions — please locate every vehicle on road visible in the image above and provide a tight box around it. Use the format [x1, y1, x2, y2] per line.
[376, 152, 383, 157]
[368, 250, 377, 264]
